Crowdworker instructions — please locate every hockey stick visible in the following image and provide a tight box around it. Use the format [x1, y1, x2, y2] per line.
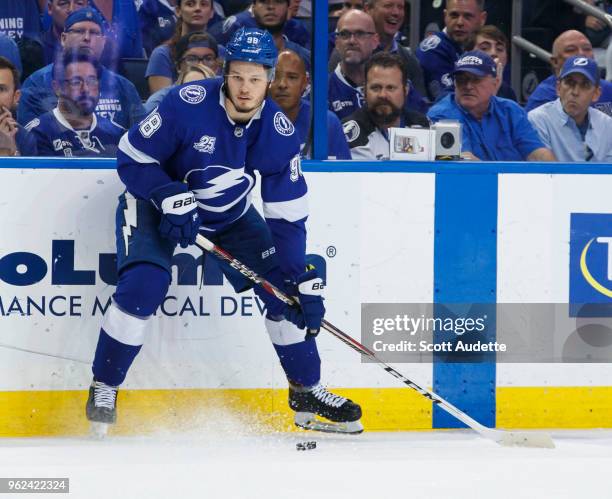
[195, 234, 555, 449]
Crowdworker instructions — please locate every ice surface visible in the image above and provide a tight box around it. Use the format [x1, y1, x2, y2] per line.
[1, 426, 610, 499]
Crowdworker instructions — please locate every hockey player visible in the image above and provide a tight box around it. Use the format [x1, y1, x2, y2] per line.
[26, 51, 124, 157]
[209, 0, 310, 69]
[86, 27, 363, 435]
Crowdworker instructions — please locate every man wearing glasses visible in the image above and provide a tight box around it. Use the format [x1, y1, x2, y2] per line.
[18, 7, 144, 130]
[329, 9, 427, 121]
[528, 56, 612, 163]
[428, 51, 556, 162]
[42, 0, 89, 65]
[329, 9, 378, 121]
[26, 50, 123, 157]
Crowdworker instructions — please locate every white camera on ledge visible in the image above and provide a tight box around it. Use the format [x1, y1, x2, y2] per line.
[389, 120, 461, 161]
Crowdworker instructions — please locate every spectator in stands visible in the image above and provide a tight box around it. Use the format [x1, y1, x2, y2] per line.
[210, 1, 310, 60]
[329, 9, 378, 120]
[91, 0, 144, 63]
[465, 25, 516, 101]
[0, 32, 23, 76]
[416, 0, 486, 102]
[341, 52, 429, 160]
[362, 0, 426, 98]
[330, 9, 428, 122]
[42, 0, 88, 65]
[428, 51, 556, 162]
[144, 32, 219, 111]
[18, 8, 145, 129]
[44, 1, 144, 67]
[0, 57, 36, 156]
[137, 0, 178, 56]
[270, 50, 350, 159]
[0, 0, 45, 80]
[146, 0, 216, 94]
[525, 30, 612, 117]
[0, 1, 43, 45]
[27, 51, 123, 156]
[528, 56, 612, 162]
[137, 0, 225, 57]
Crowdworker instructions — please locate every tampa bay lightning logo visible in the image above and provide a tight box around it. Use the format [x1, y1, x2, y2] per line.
[420, 35, 441, 52]
[441, 72, 453, 88]
[180, 85, 207, 104]
[342, 120, 360, 143]
[185, 165, 254, 212]
[273, 112, 295, 136]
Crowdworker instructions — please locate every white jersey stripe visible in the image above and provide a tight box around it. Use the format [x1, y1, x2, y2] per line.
[118, 133, 160, 165]
[263, 194, 308, 222]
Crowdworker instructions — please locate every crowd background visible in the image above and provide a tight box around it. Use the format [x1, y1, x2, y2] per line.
[0, 0, 609, 161]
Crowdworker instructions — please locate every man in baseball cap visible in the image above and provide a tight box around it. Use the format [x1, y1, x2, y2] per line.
[427, 50, 556, 161]
[18, 4, 145, 130]
[528, 56, 612, 162]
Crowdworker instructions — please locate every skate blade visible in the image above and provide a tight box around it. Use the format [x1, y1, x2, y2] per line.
[89, 422, 110, 440]
[294, 412, 364, 435]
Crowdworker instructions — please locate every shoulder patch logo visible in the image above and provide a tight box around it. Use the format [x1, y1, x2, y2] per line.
[180, 84, 207, 104]
[342, 120, 360, 143]
[420, 34, 441, 52]
[273, 112, 295, 136]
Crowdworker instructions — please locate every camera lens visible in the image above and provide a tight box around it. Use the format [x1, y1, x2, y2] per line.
[440, 132, 455, 149]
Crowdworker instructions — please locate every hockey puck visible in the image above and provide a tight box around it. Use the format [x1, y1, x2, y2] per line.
[296, 441, 317, 451]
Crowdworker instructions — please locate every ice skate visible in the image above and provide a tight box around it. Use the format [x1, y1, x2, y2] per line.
[289, 383, 363, 434]
[86, 379, 118, 438]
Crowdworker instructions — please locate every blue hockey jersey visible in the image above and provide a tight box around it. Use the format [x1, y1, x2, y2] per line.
[26, 108, 124, 157]
[136, 0, 176, 56]
[117, 77, 308, 278]
[0, 0, 42, 42]
[416, 30, 462, 102]
[17, 63, 145, 129]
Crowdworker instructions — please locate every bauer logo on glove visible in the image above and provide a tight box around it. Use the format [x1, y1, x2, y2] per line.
[150, 182, 201, 248]
[283, 267, 326, 335]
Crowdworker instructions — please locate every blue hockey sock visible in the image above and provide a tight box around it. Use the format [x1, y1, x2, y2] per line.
[272, 337, 321, 387]
[92, 328, 142, 387]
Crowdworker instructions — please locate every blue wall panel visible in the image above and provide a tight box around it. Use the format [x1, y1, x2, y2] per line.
[433, 172, 497, 428]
